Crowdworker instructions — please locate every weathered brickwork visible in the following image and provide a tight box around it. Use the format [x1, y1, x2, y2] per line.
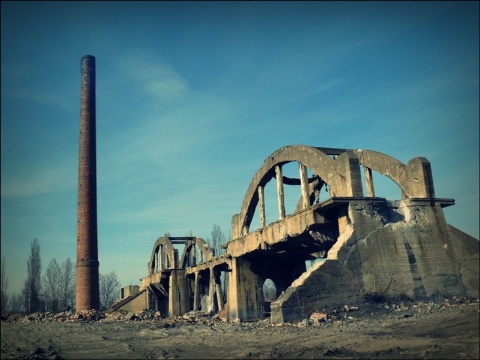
[76, 55, 100, 312]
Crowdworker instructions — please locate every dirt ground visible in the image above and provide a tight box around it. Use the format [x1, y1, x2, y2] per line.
[1, 298, 479, 360]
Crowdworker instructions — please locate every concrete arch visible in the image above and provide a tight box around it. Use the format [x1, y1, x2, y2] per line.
[233, 145, 363, 237]
[179, 237, 214, 268]
[354, 150, 435, 198]
[148, 237, 176, 275]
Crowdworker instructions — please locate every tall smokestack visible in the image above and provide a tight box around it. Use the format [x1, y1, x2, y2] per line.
[76, 55, 100, 311]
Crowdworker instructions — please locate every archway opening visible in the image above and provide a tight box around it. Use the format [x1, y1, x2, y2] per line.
[359, 165, 405, 201]
[262, 278, 277, 317]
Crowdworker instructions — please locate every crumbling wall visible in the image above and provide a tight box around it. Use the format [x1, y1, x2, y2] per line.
[270, 201, 479, 323]
[270, 224, 362, 323]
[446, 224, 480, 298]
[118, 291, 148, 313]
[349, 201, 471, 300]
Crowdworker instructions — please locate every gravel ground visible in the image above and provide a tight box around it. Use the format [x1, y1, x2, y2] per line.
[1, 296, 478, 359]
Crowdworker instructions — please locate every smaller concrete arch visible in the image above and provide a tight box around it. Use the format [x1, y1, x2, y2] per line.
[354, 150, 435, 198]
[148, 237, 176, 275]
[179, 237, 214, 268]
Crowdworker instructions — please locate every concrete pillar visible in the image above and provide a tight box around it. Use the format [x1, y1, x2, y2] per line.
[339, 153, 362, 196]
[208, 268, 215, 314]
[159, 248, 165, 270]
[275, 165, 285, 219]
[227, 258, 263, 321]
[76, 55, 100, 312]
[258, 185, 266, 228]
[329, 155, 337, 197]
[363, 166, 375, 197]
[169, 269, 189, 316]
[174, 248, 179, 268]
[406, 157, 435, 198]
[214, 270, 224, 311]
[299, 162, 309, 209]
[337, 206, 351, 235]
[193, 272, 200, 311]
[189, 241, 196, 267]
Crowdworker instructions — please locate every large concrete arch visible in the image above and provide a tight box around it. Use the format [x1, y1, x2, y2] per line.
[233, 145, 363, 237]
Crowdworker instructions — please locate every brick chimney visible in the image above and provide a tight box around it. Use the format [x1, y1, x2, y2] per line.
[76, 55, 100, 311]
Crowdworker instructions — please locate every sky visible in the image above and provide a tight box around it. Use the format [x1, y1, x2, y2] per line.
[1, 1, 478, 297]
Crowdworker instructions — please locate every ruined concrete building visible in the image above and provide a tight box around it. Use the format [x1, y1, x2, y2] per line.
[114, 145, 478, 323]
[76, 55, 100, 311]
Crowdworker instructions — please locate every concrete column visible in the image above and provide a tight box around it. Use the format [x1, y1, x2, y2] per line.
[337, 206, 351, 235]
[214, 270, 224, 311]
[333, 152, 363, 197]
[208, 268, 215, 314]
[227, 257, 263, 321]
[275, 165, 286, 219]
[159, 248, 165, 270]
[168, 274, 174, 316]
[169, 269, 189, 316]
[328, 155, 336, 197]
[193, 272, 200, 311]
[406, 157, 435, 198]
[258, 185, 266, 228]
[299, 162, 309, 209]
[174, 249, 179, 268]
[363, 166, 375, 197]
[189, 242, 196, 267]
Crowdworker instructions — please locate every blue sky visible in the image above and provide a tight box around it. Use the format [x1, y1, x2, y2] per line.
[2, 1, 478, 296]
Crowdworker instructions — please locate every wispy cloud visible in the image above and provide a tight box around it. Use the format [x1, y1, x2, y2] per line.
[390, 59, 478, 105]
[1, 161, 76, 198]
[1, 62, 76, 109]
[1, 89, 75, 110]
[118, 51, 188, 102]
[94, 51, 248, 240]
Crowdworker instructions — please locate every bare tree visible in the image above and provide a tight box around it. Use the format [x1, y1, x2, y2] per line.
[42, 258, 61, 312]
[22, 280, 29, 313]
[1, 256, 9, 315]
[59, 258, 75, 310]
[210, 224, 226, 256]
[10, 293, 23, 313]
[99, 271, 121, 310]
[209, 224, 228, 300]
[22, 239, 42, 314]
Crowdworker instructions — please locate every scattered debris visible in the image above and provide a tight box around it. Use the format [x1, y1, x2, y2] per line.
[309, 311, 328, 323]
[1, 296, 477, 328]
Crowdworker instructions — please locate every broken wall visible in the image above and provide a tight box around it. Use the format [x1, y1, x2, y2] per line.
[118, 291, 148, 313]
[271, 200, 479, 323]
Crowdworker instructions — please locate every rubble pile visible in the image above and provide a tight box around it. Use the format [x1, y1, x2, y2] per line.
[293, 295, 479, 327]
[11, 309, 107, 323]
[1, 296, 477, 328]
